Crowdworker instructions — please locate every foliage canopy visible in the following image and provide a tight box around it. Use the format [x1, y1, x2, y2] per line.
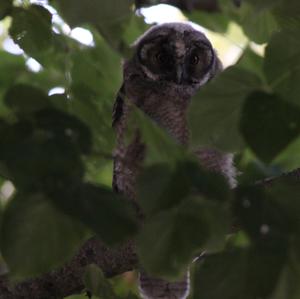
[0, 0, 300, 298]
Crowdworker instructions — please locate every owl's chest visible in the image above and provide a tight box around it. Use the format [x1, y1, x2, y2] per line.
[123, 77, 194, 145]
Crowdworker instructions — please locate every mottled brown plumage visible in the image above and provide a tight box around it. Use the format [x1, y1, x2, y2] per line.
[112, 22, 235, 299]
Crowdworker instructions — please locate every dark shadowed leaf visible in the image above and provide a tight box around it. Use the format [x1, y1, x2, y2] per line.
[138, 195, 230, 278]
[0, 51, 27, 91]
[0, 0, 12, 20]
[9, 5, 53, 57]
[189, 67, 261, 152]
[271, 245, 300, 299]
[234, 185, 291, 242]
[137, 160, 231, 217]
[0, 108, 91, 190]
[273, 0, 300, 28]
[0, 193, 87, 280]
[52, 183, 138, 246]
[192, 243, 287, 299]
[264, 28, 300, 107]
[55, 0, 133, 50]
[4, 84, 51, 116]
[137, 163, 189, 216]
[267, 179, 300, 230]
[0, 51, 29, 119]
[240, 91, 300, 163]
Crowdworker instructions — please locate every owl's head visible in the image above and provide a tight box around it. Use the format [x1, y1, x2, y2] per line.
[130, 22, 222, 87]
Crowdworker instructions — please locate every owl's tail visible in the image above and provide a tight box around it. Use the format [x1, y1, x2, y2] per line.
[138, 269, 190, 299]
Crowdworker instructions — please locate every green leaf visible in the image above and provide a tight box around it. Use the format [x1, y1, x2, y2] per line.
[138, 196, 230, 278]
[264, 28, 300, 107]
[137, 161, 193, 217]
[189, 67, 262, 152]
[267, 179, 300, 230]
[240, 91, 300, 163]
[122, 15, 149, 47]
[192, 243, 287, 299]
[0, 51, 29, 119]
[55, 0, 133, 51]
[188, 11, 230, 33]
[236, 47, 265, 82]
[35, 108, 92, 154]
[84, 264, 118, 299]
[274, 137, 300, 170]
[4, 84, 51, 116]
[70, 35, 122, 99]
[0, 193, 87, 280]
[0, 0, 12, 20]
[9, 5, 53, 57]
[240, 3, 279, 44]
[52, 183, 138, 246]
[128, 107, 186, 165]
[69, 35, 122, 153]
[0, 108, 91, 190]
[271, 245, 300, 299]
[220, 0, 279, 44]
[273, 0, 300, 28]
[137, 160, 231, 217]
[233, 185, 291, 243]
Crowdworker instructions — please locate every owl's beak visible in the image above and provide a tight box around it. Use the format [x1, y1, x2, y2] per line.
[176, 65, 184, 84]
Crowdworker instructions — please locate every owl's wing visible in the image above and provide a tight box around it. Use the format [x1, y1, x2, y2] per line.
[112, 84, 125, 127]
[112, 84, 125, 193]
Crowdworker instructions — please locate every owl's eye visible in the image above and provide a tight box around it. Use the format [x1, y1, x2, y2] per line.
[190, 54, 200, 65]
[155, 51, 169, 64]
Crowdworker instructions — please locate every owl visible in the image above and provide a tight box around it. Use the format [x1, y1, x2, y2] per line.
[112, 22, 236, 299]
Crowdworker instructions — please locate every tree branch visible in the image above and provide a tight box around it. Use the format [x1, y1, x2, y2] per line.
[0, 238, 137, 299]
[256, 168, 300, 187]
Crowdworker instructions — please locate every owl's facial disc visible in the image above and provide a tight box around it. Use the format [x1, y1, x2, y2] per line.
[136, 31, 215, 86]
